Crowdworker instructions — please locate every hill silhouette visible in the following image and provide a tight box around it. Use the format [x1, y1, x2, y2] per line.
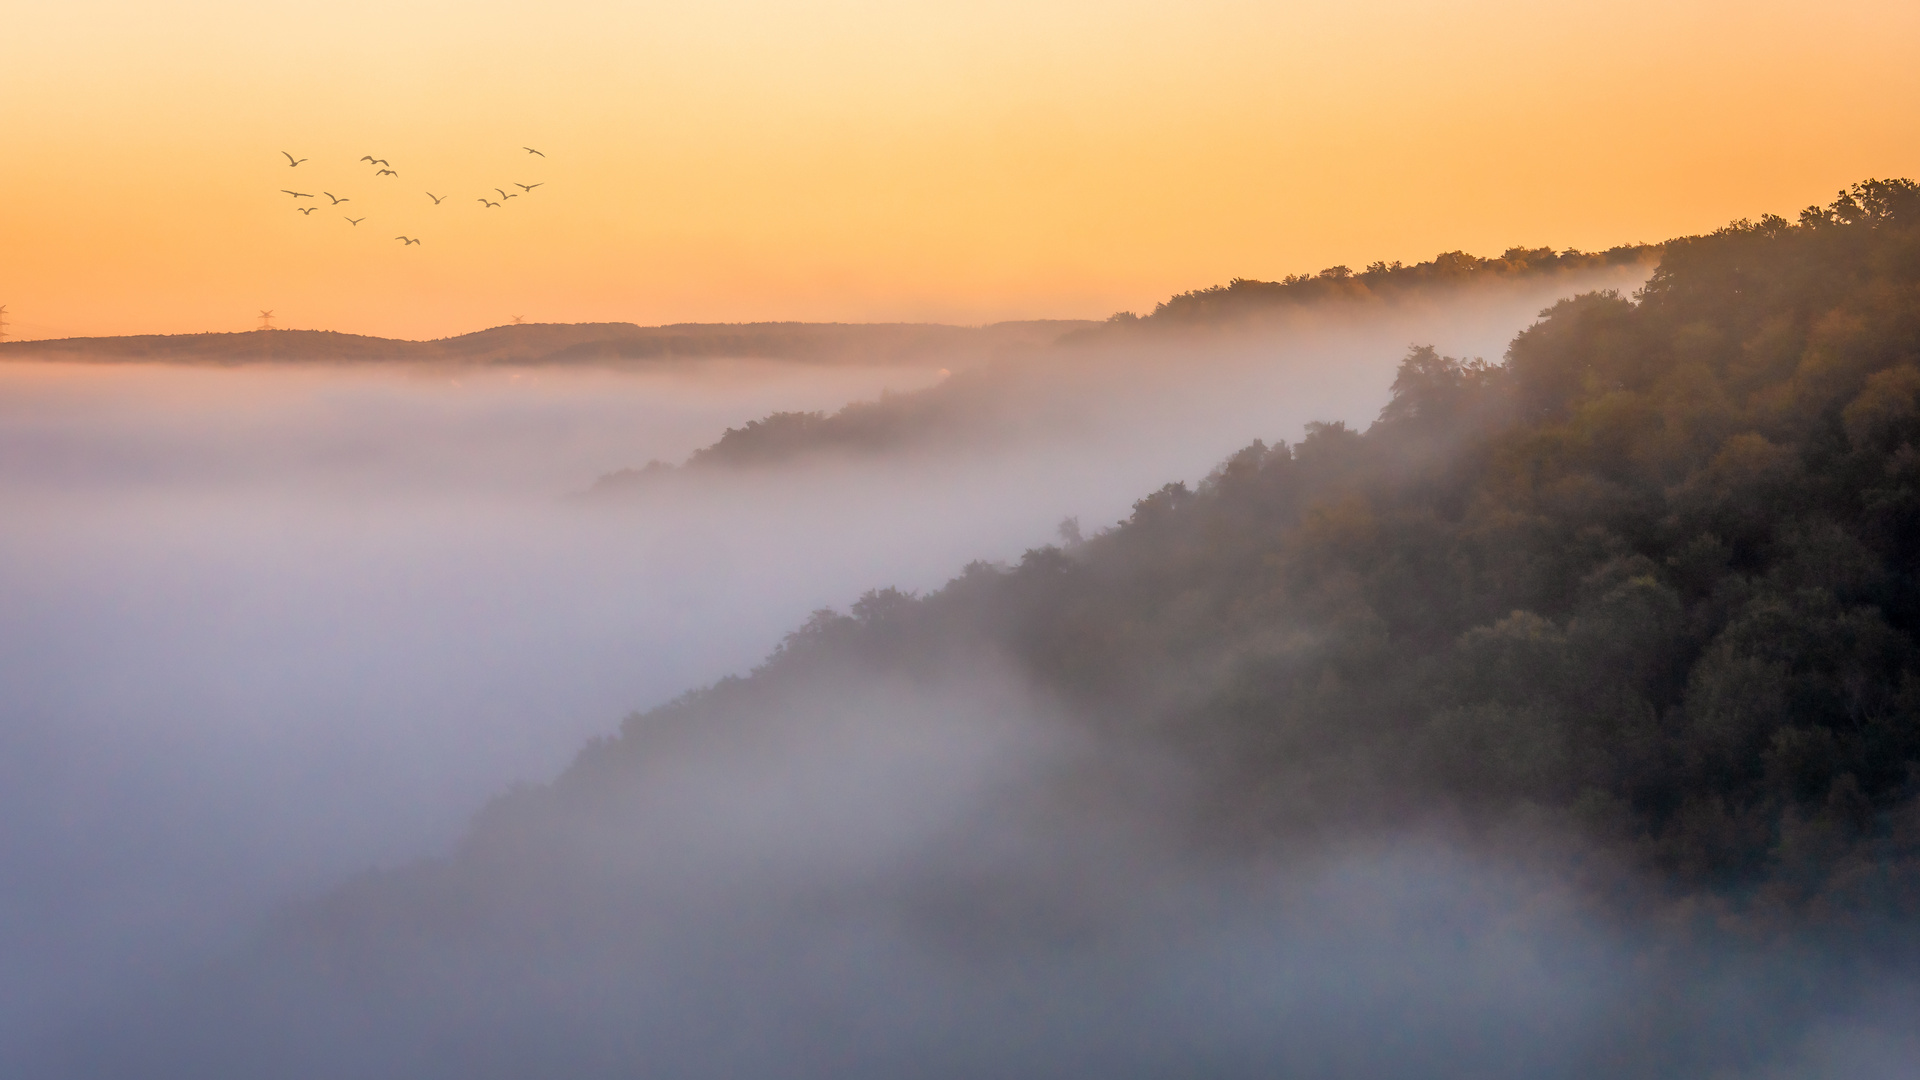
[4, 247, 1660, 371]
[1107, 242, 1660, 330]
[0, 320, 1091, 368]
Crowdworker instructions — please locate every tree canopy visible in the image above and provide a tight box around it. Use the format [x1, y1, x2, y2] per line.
[580, 180, 1920, 922]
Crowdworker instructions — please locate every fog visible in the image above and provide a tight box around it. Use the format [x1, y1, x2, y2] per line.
[19, 263, 1908, 1074]
[40, 673, 1920, 1078]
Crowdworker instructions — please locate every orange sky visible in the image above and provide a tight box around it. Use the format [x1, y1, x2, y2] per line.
[4, 0, 1919, 340]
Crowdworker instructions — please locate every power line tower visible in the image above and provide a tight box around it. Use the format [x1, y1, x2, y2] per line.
[0, 306, 9, 342]
[511, 315, 525, 325]
[258, 310, 276, 331]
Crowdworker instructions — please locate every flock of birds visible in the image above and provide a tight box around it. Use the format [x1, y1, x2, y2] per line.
[276, 147, 546, 246]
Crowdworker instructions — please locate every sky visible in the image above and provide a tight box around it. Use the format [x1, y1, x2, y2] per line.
[4, 0, 1919, 340]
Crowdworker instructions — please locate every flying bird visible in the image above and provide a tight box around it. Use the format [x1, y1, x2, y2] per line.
[524, 147, 544, 157]
[494, 188, 518, 200]
[281, 151, 307, 167]
[361, 156, 390, 166]
[426, 192, 446, 204]
[478, 199, 500, 208]
[281, 190, 313, 198]
[296, 207, 317, 215]
[323, 192, 349, 204]
[375, 169, 398, 177]
[394, 236, 420, 245]
[345, 216, 365, 225]
[514, 182, 542, 192]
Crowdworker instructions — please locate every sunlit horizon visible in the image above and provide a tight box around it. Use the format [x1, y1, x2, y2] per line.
[5, 0, 1918, 341]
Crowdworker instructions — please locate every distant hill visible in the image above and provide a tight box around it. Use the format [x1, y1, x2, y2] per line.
[588, 245, 1663, 492]
[3, 247, 1661, 368]
[0, 320, 1096, 368]
[1087, 243, 1663, 333]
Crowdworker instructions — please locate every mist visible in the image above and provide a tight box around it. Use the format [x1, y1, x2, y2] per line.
[40, 669, 1920, 1078]
[16, 259, 1912, 1075]
[594, 266, 1664, 488]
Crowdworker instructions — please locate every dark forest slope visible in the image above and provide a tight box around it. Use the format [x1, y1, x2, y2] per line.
[587, 182, 1920, 915]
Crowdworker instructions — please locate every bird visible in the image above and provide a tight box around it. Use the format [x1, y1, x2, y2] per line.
[426, 192, 446, 204]
[282, 151, 307, 167]
[514, 182, 542, 192]
[323, 192, 349, 205]
[297, 207, 317, 215]
[478, 199, 500, 208]
[524, 147, 544, 157]
[345, 216, 365, 225]
[281, 190, 313, 198]
[494, 188, 518, 200]
[361, 156, 390, 166]
[375, 169, 398, 177]
[394, 236, 420, 245]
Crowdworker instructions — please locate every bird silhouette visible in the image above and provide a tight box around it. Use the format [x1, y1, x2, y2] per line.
[494, 188, 519, 200]
[375, 169, 398, 177]
[281, 190, 314, 198]
[524, 147, 544, 157]
[323, 192, 349, 205]
[281, 151, 307, 167]
[394, 236, 420, 245]
[296, 207, 317, 215]
[426, 192, 446, 204]
[515, 182, 542, 192]
[478, 199, 500, 208]
[345, 216, 365, 225]
[361, 156, 390, 166]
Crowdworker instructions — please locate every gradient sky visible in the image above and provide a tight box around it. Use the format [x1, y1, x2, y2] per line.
[4, 0, 1918, 340]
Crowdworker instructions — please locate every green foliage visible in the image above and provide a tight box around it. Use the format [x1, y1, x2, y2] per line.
[577, 179, 1920, 921]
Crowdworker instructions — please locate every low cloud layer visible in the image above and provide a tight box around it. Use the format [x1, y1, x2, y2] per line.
[14, 263, 1828, 1074]
[41, 666, 1920, 1079]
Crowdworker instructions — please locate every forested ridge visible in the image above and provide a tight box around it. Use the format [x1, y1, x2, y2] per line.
[590, 243, 1659, 487]
[1104, 242, 1659, 328]
[580, 181, 1920, 919]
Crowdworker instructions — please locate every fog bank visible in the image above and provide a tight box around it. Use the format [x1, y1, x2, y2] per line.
[45, 669, 1920, 1079]
[1, 264, 1685, 1067]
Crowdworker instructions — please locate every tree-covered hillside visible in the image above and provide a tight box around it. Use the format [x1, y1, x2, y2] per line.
[589, 182, 1920, 917]
[591, 245, 1657, 489]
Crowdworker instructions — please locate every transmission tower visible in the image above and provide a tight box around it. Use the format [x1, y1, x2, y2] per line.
[511, 315, 525, 325]
[0, 306, 9, 342]
[258, 310, 276, 330]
